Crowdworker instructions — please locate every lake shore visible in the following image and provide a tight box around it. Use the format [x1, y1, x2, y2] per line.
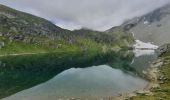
[129, 55, 170, 100]
[109, 56, 164, 100]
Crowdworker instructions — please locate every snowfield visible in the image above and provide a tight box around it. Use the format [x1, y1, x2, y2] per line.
[133, 40, 158, 57]
[134, 40, 158, 49]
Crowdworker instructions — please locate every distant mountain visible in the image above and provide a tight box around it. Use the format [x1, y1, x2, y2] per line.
[0, 4, 134, 55]
[122, 3, 170, 46]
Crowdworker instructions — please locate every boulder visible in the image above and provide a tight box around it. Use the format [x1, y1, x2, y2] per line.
[0, 32, 2, 36]
[156, 44, 170, 56]
[0, 41, 5, 49]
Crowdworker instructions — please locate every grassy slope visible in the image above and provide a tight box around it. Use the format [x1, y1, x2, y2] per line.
[0, 4, 135, 57]
[0, 24, 132, 56]
[0, 36, 105, 55]
[131, 52, 170, 100]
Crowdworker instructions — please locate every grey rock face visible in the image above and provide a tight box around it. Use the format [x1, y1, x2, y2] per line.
[123, 4, 170, 46]
[156, 44, 170, 56]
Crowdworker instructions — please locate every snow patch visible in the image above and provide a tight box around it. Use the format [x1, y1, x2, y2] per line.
[133, 40, 158, 57]
[134, 40, 158, 49]
[144, 21, 149, 25]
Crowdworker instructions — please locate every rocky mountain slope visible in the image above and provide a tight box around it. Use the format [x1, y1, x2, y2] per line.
[0, 4, 134, 55]
[123, 3, 170, 46]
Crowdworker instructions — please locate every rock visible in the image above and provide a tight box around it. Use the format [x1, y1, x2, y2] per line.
[136, 90, 152, 96]
[152, 84, 160, 89]
[0, 32, 2, 36]
[0, 41, 5, 49]
[57, 44, 62, 48]
[157, 97, 164, 100]
[156, 44, 170, 56]
[159, 81, 165, 84]
[128, 93, 137, 97]
[142, 70, 147, 75]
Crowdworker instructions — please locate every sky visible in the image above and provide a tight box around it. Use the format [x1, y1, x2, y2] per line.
[0, 0, 170, 31]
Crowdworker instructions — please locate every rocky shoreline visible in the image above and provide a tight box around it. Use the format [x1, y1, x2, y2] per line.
[107, 57, 162, 100]
[55, 44, 170, 100]
[112, 44, 169, 100]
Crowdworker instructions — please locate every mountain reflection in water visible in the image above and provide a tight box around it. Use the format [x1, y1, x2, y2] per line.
[0, 51, 156, 99]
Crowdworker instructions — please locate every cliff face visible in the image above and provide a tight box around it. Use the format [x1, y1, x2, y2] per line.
[123, 4, 170, 46]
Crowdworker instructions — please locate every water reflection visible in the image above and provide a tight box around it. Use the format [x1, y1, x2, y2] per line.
[3, 65, 147, 100]
[0, 50, 154, 99]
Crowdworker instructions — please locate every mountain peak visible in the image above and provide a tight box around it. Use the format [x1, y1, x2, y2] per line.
[125, 3, 170, 46]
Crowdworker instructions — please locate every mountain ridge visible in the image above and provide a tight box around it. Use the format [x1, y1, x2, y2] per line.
[0, 4, 134, 55]
[120, 3, 170, 46]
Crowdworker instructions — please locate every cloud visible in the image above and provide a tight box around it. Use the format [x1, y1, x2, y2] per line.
[0, 0, 170, 31]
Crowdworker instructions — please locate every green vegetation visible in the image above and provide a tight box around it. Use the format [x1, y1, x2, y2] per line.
[0, 4, 134, 56]
[0, 35, 105, 55]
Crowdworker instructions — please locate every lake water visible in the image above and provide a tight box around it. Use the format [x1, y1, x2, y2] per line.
[0, 50, 157, 100]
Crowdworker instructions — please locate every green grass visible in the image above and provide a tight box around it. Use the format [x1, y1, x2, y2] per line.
[0, 35, 107, 56]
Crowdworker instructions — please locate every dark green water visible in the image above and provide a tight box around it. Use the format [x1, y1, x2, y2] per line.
[0, 50, 156, 99]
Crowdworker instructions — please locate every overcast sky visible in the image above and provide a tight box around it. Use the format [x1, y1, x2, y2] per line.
[0, 0, 170, 31]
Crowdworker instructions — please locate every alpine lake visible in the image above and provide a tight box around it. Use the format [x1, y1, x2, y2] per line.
[0, 50, 157, 100]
